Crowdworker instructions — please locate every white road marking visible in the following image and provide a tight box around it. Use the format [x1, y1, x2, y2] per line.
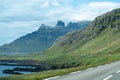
[103, 75, 113, 80]
[69, 71, 81, 74]
[105, 64, 109, 66]
[97, 65, 102, 68]
[116, 70, 120, 73]
[86, 68, 94, 70]
[43, 76, 60, 80]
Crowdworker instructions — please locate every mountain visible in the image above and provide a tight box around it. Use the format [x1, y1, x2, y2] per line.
[29, 8, 120, 68]
[55, 20, 65, 28]
[0, 21, 91, 55]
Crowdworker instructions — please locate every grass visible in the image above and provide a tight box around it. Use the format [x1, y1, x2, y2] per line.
[0, 54, 120, 80]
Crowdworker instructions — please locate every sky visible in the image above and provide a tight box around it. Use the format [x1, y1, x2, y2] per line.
[0, 0, 120, 45]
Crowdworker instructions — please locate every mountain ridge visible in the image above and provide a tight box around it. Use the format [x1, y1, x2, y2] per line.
[0, 20, 91, 55]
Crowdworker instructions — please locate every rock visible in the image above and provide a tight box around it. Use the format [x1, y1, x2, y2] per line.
[3, 69, 22, 75]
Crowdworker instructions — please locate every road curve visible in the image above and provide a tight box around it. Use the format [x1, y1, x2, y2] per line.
[44, 61, 120, 80]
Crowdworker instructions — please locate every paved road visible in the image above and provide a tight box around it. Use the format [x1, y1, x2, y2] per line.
[44, 61, 120, 80]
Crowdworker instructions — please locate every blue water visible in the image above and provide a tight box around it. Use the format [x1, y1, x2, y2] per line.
[0, 65, 32, 76]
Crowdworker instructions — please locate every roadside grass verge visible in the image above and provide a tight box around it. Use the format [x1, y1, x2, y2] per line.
[0, 54, 120, 80]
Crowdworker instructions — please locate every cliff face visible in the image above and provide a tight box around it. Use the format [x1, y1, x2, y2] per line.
[0, 21, 91, 55]
[55, 9, 120, 48]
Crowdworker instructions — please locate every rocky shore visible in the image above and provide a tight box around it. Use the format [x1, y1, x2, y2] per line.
[0, 60, 51, 75]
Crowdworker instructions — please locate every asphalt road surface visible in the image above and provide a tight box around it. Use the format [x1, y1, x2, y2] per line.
[44, 61, 120, 80]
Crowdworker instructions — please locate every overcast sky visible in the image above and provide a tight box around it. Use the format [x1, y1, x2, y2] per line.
[0, 0, 120, 45]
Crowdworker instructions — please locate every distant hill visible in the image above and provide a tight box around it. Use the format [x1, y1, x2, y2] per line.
[0, 20, 91, 55]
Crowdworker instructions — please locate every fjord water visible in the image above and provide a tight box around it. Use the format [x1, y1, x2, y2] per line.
[0, 65, 32, 76]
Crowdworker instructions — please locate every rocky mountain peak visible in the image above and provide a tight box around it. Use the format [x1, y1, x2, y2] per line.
[38, 24, 50, 30]
[66, 22, 79, 30]
[55, 20, 65, 28]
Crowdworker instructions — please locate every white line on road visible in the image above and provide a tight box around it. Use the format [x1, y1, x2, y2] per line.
[69, 71, 81, 74]
[86, 68, 94, 70]
[105, 64, 109, 66]
[43, 76, 60, 80]
[103, 75, 113, 80]
[97, 65, 102, 68]
[116, 70, 120, 73]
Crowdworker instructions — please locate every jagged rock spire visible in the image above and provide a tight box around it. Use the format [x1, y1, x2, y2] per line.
[55, 20, 65, 28]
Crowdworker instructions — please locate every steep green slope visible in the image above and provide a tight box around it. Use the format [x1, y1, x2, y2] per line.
[32, 8, 120, 68]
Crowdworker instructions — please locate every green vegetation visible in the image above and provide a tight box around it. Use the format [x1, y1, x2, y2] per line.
[0, 8, 120, 80]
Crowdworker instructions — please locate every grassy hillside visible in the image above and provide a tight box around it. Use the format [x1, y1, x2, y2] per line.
[29, 27, 120, 68]
[0, 8, 120, 80]
[20, 8, 120, 66]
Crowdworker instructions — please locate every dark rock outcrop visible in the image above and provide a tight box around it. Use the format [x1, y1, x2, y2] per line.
[3, 69, 22, 75]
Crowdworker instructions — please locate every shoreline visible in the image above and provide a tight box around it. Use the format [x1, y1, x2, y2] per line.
[0, 60, 51, 75]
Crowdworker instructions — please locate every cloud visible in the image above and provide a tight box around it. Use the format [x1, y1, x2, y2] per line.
[40, 2, 49, 8]
[37, 1, 120, 22]
[59, 2, 120, 21]
[0, 0, 120, 45]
